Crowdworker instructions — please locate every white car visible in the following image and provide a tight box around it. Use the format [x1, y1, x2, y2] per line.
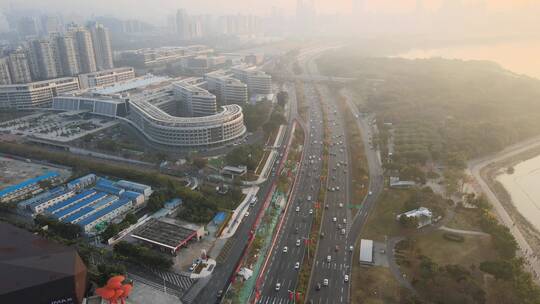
[309, 209, 313, 214]
[341, 229, 346, 235]
[327, 255, 331, 262]
[295, 262, 300, 269]
[323, 278, 329, 286]
[339, 203, 343, 208]
[336, 186, 340, 191]
[368, 191, 373, 196]
[344, 275, 349, 282]
[275, 283, 281, 291]
[296, 239, 301, 246]
[283, 246, 288, 253]
[343, 218, 347, 224]
[295, 206, 300, 212]
[332, 217, 337, 222]
[349, 245, 354, 252]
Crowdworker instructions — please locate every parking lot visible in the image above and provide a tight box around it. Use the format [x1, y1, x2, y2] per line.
[0, 156, 72, 189]
[0, 111, 117, 143]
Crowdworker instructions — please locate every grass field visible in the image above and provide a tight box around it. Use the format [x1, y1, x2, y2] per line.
[446, 207, 484, 232]
[351, 264, 404, 304]
[412, 231, 497, 267]
[361, 189, 412, 241]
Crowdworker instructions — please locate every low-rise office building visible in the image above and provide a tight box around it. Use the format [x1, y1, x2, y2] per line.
[231, 65, 272, 96]
[205, 70, 248, 105]
[172, 80, 217, 116]
[0, 77, 79, 109]
[78, 67, 135, 89]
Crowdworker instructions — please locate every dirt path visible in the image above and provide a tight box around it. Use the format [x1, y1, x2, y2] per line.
[438, 226, 489, 237]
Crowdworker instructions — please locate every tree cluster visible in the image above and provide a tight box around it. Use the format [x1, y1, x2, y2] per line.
[225, 144, 263, 171]
[35, 214, 82, 240]
[263, 108, 287, 136]
[242, 101, 272, 132]
[113, 241, 173, 270]
[100, 213, 138, 241]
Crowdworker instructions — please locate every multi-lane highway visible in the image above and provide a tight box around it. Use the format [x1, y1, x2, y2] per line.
[302, 48, 385, 304]
[192, 81, 300, 304]
[194, 46, 384, 304]
[305, 85, 352, 304]
[256, 83, 325, 304]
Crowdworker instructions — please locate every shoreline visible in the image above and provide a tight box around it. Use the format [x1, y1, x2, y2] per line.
[468, 137, 540, 280]
[480, 145, 540, 254]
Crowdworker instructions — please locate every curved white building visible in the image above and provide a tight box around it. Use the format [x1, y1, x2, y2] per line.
[53, 75, 246, 148]
[129, 100, 245, 147]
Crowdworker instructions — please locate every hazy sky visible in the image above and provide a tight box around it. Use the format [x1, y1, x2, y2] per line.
[2, 0, 539, 23]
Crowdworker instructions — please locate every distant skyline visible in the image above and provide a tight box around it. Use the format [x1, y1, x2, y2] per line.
[2, 0, 539, 24]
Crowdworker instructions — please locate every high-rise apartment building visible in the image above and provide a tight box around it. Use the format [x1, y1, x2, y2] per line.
[6, 50, 33, 84]
[0, 58, 12, 85]
[51, 32, 80, 76]
[71, 26, 97, 73]
[176, 9, 190, 40]
[39, 15, 63, 36]
[89, 23, 114, 70]
[16, 16, 39, 38]
[27, 39, 58, 80]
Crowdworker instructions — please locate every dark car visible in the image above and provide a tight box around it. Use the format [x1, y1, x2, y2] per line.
[316, 283, 321, 291]
[217, 290, 223, 298]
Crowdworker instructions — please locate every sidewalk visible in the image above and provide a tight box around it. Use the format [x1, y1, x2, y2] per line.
[220, 186, 259, 239]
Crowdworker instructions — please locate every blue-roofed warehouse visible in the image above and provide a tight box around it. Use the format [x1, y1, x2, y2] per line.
[121, 191, 145, 207]
[67, 174, 96, 190]
[54, 192, 108, 221]
[62, 195, 119, 224]
[45, 189, 96, 215]
[78, 199, 132, 234]
[116, 180, 152, 197]
[28, 188, 76, 215]
[18, 187, 65, 210]
[0, 171, 60, 203]
[95, 179, 124, 196]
